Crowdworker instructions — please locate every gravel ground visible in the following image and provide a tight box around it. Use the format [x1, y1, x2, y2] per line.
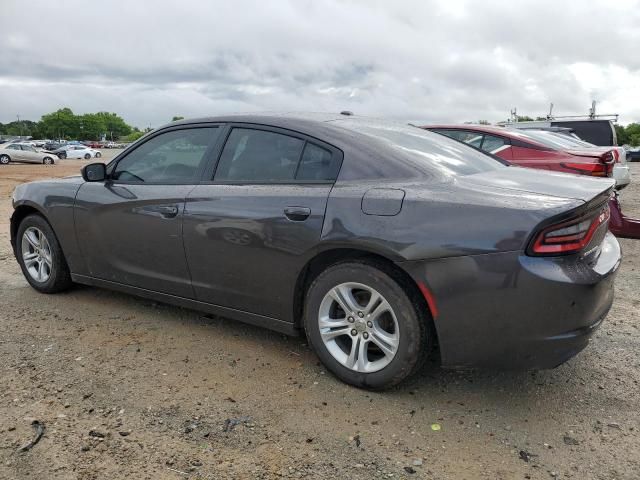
[0, 159, 639, 480]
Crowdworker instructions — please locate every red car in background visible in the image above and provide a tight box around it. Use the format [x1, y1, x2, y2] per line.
[424, 124, 640, 239]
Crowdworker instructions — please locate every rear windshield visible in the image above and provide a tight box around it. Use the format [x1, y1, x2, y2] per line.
[511, 129, 595, 149]
[335, 120, 505, 177]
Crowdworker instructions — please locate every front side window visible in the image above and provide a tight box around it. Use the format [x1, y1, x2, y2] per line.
[112, 127, 220, 183]
[214, 128, 305, 182]
[7, 144, 20, 150]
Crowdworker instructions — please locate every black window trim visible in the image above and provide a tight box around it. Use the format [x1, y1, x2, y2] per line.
[201, 122, 344, 186]
[105, 123, 226, 186]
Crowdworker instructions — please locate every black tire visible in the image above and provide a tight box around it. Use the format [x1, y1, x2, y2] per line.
[0, 154, 10, 165]
[16, 214, 73, 294]
[303, 260, 432, 390]
[95, 151, 102, 158]
[43, 156, 54, 165]
[84, 153, 91, 159]
[57, 152, 67, 159]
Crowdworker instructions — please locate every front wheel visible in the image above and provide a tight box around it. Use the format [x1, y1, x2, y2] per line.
[304, 261, 432, 389]
[84, 153, 91, 159]
[16, 214, 73, 293]
[0, 154, 10, 165]
[43, 156, 54, 165]
[95, 151, 102, 158]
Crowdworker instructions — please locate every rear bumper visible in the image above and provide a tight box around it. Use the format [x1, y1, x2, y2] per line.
[609, 194, 640, 239]
[399, 232, 621, 369]
[613, 164, 630, 190]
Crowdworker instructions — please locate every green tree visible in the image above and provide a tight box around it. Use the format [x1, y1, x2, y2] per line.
[121, 129, 145, 142]
[40, 108, 78, 139]
[516, 115, 534, 122]
[615, 124, 630, 145]
[78, 113, 107, 140]
[172, 116, 185, 122]
[94, 112, 132, 139]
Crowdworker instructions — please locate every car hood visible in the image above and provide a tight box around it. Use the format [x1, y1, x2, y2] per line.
[457, 165, 614, 203]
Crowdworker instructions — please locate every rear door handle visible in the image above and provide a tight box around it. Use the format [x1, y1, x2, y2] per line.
[157, 205, 179, 218]
[284, 206, 311, 221]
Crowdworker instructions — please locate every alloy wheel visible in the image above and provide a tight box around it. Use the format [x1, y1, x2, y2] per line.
[21, 227, 53, 283]
[318, 282, 399, 373]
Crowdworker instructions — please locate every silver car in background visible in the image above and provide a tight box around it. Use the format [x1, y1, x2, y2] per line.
[0, 143, 58, 165]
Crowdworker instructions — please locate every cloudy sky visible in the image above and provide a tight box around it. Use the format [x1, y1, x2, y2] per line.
[2, 0, 639, 128]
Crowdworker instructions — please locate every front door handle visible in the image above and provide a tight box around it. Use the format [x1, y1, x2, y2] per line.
[157, 205, 179, 218]
[284, 206, 311, 221]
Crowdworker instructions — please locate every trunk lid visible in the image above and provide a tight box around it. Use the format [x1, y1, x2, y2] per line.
[458, 165, 614, 203]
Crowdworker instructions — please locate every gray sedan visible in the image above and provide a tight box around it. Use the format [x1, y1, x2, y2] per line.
[0, 143, 58, 165]
[10, 113, 621, 389]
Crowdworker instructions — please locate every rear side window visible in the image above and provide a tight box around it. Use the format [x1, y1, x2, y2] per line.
[214, 128, 339, 183]
[296, 143, 340, 181]
[480, 134, 508, 153]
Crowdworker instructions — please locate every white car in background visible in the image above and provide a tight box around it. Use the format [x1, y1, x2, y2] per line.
[62, 145, 102, 159]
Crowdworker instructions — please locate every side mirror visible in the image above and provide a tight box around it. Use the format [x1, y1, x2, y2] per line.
[81, 162, 107, 182]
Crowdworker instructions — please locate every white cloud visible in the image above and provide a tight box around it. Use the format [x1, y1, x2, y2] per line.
[1, 0, 639, 128]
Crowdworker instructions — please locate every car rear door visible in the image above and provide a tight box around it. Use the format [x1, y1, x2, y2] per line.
[183, 125, 342, 322]
[21, 145, 43, 163]
[6, 144, 26, 161]
[74, 125, 223, 297]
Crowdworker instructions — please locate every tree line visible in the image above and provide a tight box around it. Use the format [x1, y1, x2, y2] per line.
[0, 108, 145, 142]
[614, 123, 640, 146]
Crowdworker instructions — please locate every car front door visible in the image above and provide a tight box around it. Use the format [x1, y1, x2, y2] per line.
[183, 125, 342, 322]
[6, 144, 26, 161]
[74, 125, 223, 297]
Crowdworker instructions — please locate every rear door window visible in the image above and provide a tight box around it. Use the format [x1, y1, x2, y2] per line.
[295, 143, 340, 181]
[214, 128, 305, 182]
[480, 134, 509, 153]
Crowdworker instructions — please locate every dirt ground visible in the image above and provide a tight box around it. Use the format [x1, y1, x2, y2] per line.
[0, 156, 639, 480]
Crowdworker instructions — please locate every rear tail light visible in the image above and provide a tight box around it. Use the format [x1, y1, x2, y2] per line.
[611, 149, 620, 163]
[529, 204, 610, 255]
[561, 151, 615, 178]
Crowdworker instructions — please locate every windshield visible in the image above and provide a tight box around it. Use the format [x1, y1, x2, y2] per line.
[335, 119, 506, 177]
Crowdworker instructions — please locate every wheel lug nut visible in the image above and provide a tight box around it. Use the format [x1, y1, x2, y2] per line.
[367, 321, 373, 328]
[363, 332, 369, 339]
[348, 316, 354, 323]
[350, 329, 358, 336]
[357, 311, 364, 318]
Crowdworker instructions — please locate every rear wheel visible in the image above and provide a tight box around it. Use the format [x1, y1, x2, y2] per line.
[84, 153, 91, 159]
[304, 261, 431, 389]
[16, 214, 72, 293]
[95, 151, 102, 158]
[43, 156, 54, 165]
[0, 154, 10, 165]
